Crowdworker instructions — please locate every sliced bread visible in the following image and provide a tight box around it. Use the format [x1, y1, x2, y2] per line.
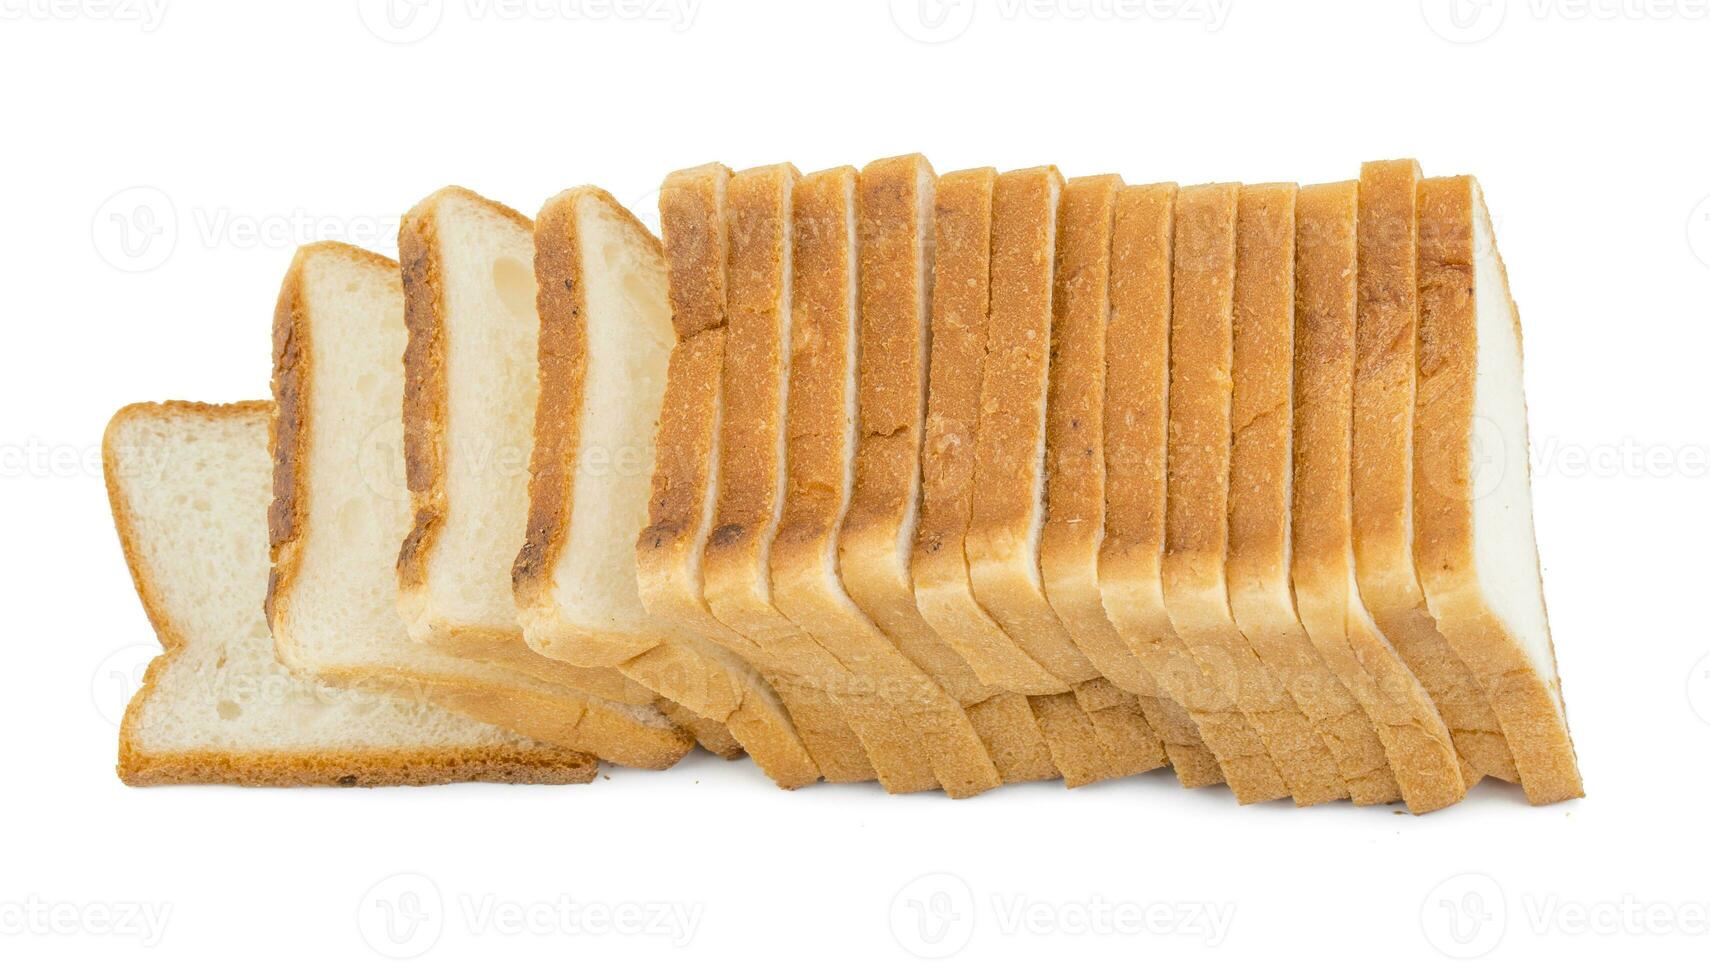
[637, 163, 880, 786]
[1223, 183, 1400, 806]
[1291, 182, 1465, 813]
[1099, 182, 1259, 795]
[1161, 181, 1347, 806]
[1414, 175, 1583, 804]
[392, 186, 656, 707]
[267, 241, 692, 770]
[107, 400, 596, 786]
[1352, 159, 1516, 784]
[507, 185, 817, 788]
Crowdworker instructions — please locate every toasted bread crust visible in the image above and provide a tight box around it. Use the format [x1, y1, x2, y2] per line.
[1415, 175, 1583, 805]
[1292, 181, 1463, 813]
[661, 163, 730, 340]
[1353, 160, 1518, 784]
[1225, 183, 1399, 806]
[111, 400, 599, 787]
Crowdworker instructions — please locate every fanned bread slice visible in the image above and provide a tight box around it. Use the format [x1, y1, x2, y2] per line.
[637, 163, 880, 787]
[1352, 159, 1515, 785]
[776, 162, 1057, 792]
[267, 241, 692, 770]
[915, 168, 1066, 698]
[1162, 182, 1346, 806]
[392, 186, 656, 708]
[1414, 175, 1583, 804]
[510, 186, 817, 788]
[106, 401, 596, 787]
[1291, 182, 1465, 813]
[1224, 183, 1400, 806]
[1100, 182, 1260, 795]
[955, 165, 1162, 787]
[1040, 173, 1198, 781]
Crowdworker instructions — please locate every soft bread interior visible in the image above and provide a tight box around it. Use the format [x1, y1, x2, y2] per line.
[421, 195, 540, 632]
[1469, 198, 1559, 706]
[112, 406, 564, 756]
[548, 195, 675, 638]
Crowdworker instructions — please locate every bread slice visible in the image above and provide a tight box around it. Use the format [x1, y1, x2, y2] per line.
[106, 401, 596, 787]
[1039, 173, 1198, 782]
[392, 186, 657, 708]
[1100, 182, 1271, 796]
[1223, 183, 1401, 806]
[636, 163, 880, 787]
[1291, 182, 1465, 813]
[1162, 182, 1348, 806]
[508, 186, 818, 788]
[267, 241, 691, 770]
[1352, 159, 1516, 785]
[775, 161, 1069, 791]
[1415, 175, 1583, 804]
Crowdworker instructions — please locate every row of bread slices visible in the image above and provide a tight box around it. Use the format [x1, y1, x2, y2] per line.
[112, 153, 1581, 811]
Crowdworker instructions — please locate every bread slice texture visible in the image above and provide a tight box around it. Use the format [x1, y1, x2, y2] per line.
[106, 401, 596, 787]
[1224, 183, 1401, 806]
[1352, 159, 1516, 785]
[509, 186, 817, 788]
[1291, 182, 1464, 813]
[1162, 182, 1347, 806]
[267, 241, 691, 770]
[1415, 175, 1583, 804]
[636, 163, 879, 787]
[1100, 182, 1265, 795]
[392, 186, 656, 708]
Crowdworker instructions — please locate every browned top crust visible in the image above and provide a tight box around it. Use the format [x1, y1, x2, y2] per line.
[1162, 183, 1240, 590]
[662, 164, 732, 340]
[843, 153, 936, 548]
[1101, 184, 1177, 579]
[704, 163, 798, 576]
[1352, 159, 1424, 578]
[967, 165, 1064, 544]
[774, 166, 858, 562]
[1042, 174, 1122, 553]
[267, 242, 400, 626]
[915, 167, 995, 567]
[515, 188, 663, 607]
[1291, 181, 1360, 593]
[396, 187, 537, 598]
[1226, 183, 1298, 589]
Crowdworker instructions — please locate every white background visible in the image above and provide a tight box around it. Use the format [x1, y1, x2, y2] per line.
[3, 0, 1706, 974]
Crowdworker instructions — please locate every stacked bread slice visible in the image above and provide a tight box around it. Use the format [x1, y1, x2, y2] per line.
[104, 155, 1581, 810]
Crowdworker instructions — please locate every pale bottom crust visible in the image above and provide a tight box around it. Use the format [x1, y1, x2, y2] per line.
[1368, 592, 1520, 783]
[411, 625, 659, 705]
[1295, 590, 1468, 814]
[1101, 576, 1288, 803]
[769, 578, 1000, 798]
[658, 700, 744, 760]
[915, 561, 1064, 695]
[1042, 566, 1222, 784]
[1231, 590, 1402, 805]
[1428, 592, 1584, 805]
[119, 746, 597, 787]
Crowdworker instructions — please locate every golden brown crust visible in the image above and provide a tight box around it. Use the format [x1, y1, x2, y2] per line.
[1415, 175, 1583, 805]
[395, 192, 453, 600]
[1163, 182, 1346, 806]
[1292, 181, 1464, 813]
[108, 400, 600, 788]
[661, 164, 731, 340]
[1225, 183, 1399, 806]
[1353, 161, 1518, 785]
[913, 168, 1066, 696]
